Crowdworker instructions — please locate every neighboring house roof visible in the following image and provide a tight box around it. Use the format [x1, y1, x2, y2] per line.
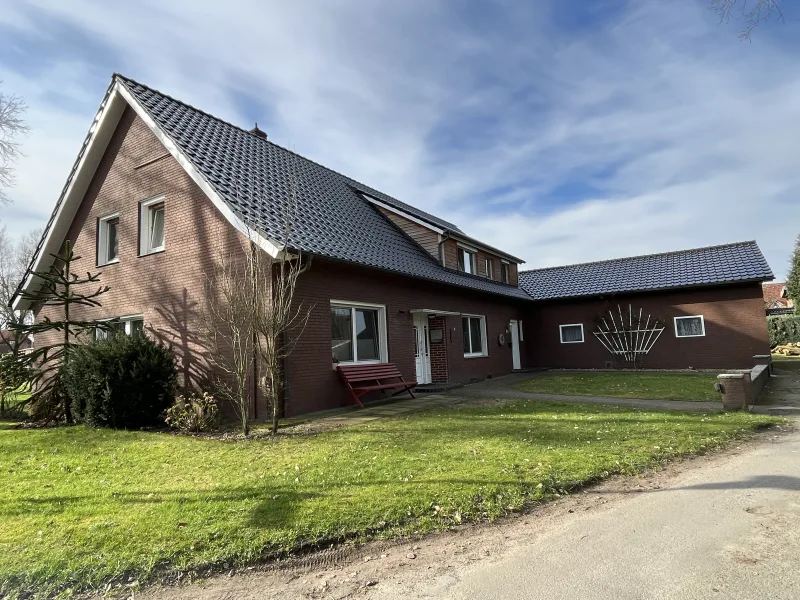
[12, 75, 531, 306]
[0, 331, 33, 355]
[762, 282, 790, 308]
[518, 241, 774, 301]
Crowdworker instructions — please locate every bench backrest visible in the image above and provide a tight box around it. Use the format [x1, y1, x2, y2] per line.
[338, 363, 404, 382]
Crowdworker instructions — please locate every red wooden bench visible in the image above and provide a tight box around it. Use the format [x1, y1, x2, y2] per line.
[337, 363, 417, 408]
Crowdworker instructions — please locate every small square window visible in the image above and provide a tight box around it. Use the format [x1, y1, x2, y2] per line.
[458, 247, 476, 275]
[140, 197, 165, 255]
[674, 315, 705, 338]
[97, 214, 120, 265]
[559, 323, 584, 344]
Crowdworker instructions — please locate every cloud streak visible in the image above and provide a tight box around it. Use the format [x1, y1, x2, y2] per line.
[0, 0, 798, 277]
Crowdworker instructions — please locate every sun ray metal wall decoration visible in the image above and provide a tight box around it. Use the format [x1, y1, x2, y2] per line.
[593, 304, 665, 365]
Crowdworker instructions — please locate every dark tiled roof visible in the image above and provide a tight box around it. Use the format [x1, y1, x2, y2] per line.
[518, 241, 774, 301]
[118, 76, 529, 300]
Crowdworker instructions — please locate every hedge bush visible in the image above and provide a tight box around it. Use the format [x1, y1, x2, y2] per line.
[767, 315, 800, 347]
[63, 334, 178, 429]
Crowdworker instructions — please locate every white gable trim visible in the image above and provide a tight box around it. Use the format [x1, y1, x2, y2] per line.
[115, 82, 284, 259]
[360, 192, 445, 235]
[13, 79, 285, 310]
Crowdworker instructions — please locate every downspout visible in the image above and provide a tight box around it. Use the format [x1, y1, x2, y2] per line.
[437, 232, 451, 267]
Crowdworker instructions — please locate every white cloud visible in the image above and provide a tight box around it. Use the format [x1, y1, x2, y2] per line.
[0, 0, 798, 278]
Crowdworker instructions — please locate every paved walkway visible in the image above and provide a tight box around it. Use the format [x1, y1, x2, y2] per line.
[752, 362, 800, 416]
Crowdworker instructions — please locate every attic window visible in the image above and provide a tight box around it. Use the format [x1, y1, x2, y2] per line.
[458, 247, 476, 275]
[501, 261, 510, 283]
[97, 213, 120, 266]
[484, 258, 494, 280]
[140, 196, 165, 255]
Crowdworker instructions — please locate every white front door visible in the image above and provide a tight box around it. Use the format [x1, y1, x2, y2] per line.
[510, 319, 521, 370]
[413, 314, 432, 384]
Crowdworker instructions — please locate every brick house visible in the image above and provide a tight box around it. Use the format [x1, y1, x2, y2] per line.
[762, 281, 793, 314]
[11, 75, 774, 417]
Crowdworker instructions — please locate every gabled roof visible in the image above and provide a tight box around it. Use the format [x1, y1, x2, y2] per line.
[13, 74, 530, 308]
[762, 282, 788, 305]
[518, 241, 774, 301]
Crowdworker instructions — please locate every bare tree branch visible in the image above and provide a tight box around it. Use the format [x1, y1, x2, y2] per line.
[711, 0, 784, 40]
[0, 83, 29, 205]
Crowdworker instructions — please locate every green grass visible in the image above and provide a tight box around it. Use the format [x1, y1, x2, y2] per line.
[514, 372, 721, 401]
[0, 402, 778, 598]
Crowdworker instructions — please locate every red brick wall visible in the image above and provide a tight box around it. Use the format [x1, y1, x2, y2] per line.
[428, 315, 448, 383]
[32, 107, 269, 415]
[284, 259, 530, 415]
[523, 284, 770, 370]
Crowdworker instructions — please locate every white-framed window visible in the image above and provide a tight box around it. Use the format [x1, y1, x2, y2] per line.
[462, 314, 488, 357]
[330, 301, 388, 364]
[97, 213, 120, 265]
[674, 315, 705, 338]
[458, 247, 477, 275]
[501, 260, 510, 283]
[140, 196, 165, 255]
[484, 258, 493, 280]
[94, 315, 145, 341]
[559, 323, 584, 344]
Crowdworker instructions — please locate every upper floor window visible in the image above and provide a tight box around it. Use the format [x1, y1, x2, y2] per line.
[484, 258, 493, 280]
[458, 247, 476, 275]
[97, 213, 120, 266]
[674, 315, 705, 338]
[140, 196, 165, 255]
[500, 261, 510, 283]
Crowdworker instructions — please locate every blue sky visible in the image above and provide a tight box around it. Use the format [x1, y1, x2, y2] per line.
[1, 0, 799, 278]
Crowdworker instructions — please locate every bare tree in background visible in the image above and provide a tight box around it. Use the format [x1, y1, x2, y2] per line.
[203, 160, 311, 435]
[711, 0, 783, 39]
[0, 226, 41, 353]
[0, 83, 29, 204]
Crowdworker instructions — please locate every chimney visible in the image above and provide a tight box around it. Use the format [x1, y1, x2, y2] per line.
[249, 123, 267, 139]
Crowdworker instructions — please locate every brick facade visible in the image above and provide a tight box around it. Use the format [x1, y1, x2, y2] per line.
[29, 104, 772, 420]
[524, 284, 770, 370]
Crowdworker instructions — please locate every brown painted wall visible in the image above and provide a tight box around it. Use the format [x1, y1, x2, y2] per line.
[523, 284, 770, 370]
[441, 239, 519, 286]
[376, 207, 440, 259]
[284, 258, 529, 416]
[32, 107, 266, 413]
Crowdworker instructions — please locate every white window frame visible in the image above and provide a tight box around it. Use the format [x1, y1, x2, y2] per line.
[559, 323, 585, 344]
[139, 195, 165, 255]
[484, 258, 493, 280]
[97, 212, 120, 266]
[94, 314, 144, 341]
[500, 260, 510, 283]
[674, 315, 705, 338]
[462, 314, 488, 358]
[457, 245, 477, 275]
[330, 300, 388, 365]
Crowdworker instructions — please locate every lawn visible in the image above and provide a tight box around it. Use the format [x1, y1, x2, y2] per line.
[0, 402, 778, 598]
[514, 372, 720, 401]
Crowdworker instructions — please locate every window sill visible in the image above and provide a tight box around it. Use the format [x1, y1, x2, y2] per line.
[139, 249, 166, 258]
[560, 341, 585, 344]
[464, 353, 488, 359]
[97, 259, 120, 267]
[333, 359, 386, 369]
[676, 334, 705, 339]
